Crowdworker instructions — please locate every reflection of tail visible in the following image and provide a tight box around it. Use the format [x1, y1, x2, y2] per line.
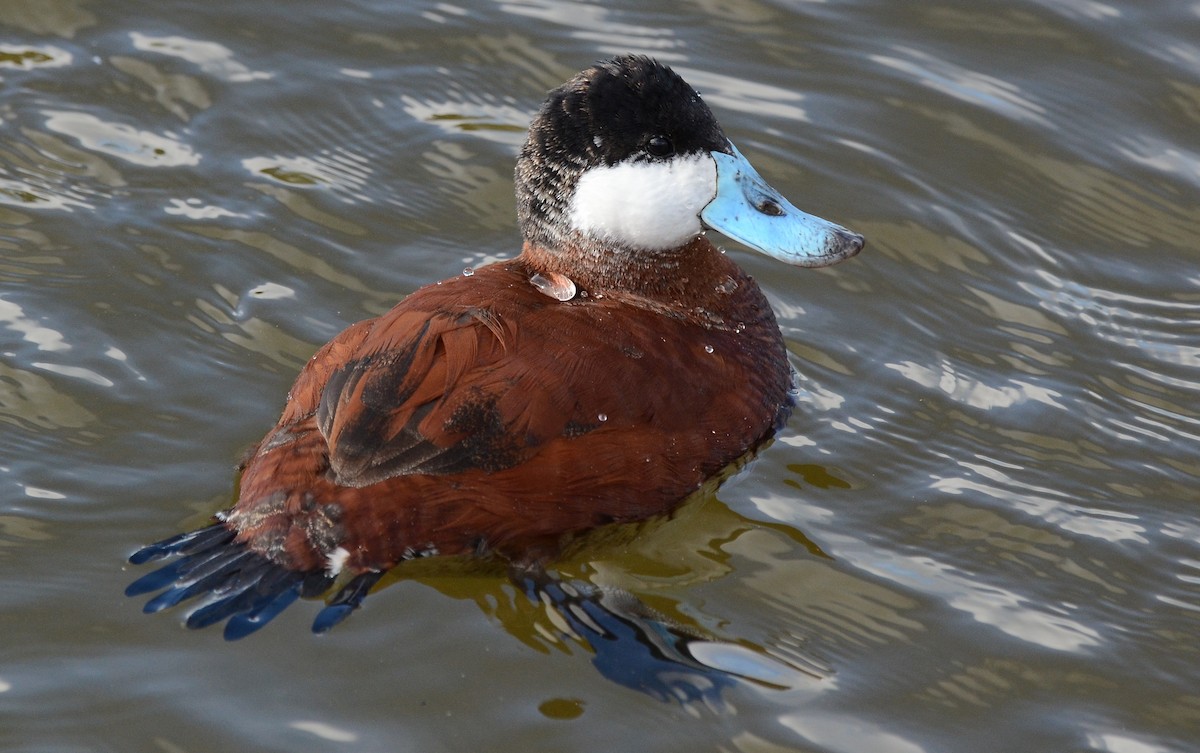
[519, 572, 807, 706]
[126, 522, 383, 639]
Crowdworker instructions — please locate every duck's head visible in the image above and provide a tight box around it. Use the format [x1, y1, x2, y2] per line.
[515, 55, 864, 280]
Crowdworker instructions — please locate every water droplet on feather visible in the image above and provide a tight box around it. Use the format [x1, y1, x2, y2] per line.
[530, 272, 577, 301]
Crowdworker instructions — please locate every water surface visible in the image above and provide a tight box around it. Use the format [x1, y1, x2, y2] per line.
[2, 1, 1198, 751]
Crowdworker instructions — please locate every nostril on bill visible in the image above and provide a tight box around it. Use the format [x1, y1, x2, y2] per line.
[757, 198, 785, 217]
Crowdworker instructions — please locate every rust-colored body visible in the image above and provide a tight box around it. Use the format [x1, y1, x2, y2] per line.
[229, 238, 790, 572]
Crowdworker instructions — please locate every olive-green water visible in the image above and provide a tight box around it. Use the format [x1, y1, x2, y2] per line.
[2, 1, 1198, 751]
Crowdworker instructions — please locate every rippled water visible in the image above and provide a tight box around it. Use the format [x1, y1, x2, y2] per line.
[3, 1, 1199, 751]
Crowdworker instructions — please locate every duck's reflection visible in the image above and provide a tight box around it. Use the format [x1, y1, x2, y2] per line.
[404, 496, 831, 708]
[514, 571, 801, 706]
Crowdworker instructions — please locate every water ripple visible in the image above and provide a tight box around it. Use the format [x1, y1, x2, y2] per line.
[0, 43, 72, 69]
[129, 32, 272, 83]
[43, 111, 199, 167]
[871, 46, 1050, 125]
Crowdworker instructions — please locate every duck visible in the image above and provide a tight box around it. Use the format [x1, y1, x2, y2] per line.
[127, 54, 863, 640]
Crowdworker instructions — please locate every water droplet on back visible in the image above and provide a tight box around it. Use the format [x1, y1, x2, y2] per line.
[530, 272, 578, 301]
[716, 276, 739, 294]
[462, 267, 474, 277]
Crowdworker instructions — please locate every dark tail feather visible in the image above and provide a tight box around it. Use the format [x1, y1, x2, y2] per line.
[312, 571, 384, 634]
[224, 585, 303, 640]
[184, 560, 306, 629]
[140, 550, 258, 612]
[128, 523, 235, 565]
[126, 538, 246, 600]
[126, 522, 328, 639]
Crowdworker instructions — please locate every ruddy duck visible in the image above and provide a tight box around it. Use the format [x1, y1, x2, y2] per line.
[128, 55, 863, 640]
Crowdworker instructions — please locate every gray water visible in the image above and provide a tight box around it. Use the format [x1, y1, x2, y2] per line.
[2, 1, 1198, 751]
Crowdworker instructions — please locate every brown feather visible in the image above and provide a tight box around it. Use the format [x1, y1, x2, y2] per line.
[226, 238, 790, 573]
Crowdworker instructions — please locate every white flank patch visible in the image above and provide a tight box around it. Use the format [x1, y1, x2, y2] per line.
[326, 546, 350, 576]
[568, 152, 717, 251]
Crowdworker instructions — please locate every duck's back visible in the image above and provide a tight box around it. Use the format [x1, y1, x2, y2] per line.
[228, 248, 791, 574]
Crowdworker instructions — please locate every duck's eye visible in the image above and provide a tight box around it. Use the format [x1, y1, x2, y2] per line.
[646, 135, 674, 158]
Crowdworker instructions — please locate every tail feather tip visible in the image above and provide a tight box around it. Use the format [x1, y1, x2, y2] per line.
[126, 524, 329, 639]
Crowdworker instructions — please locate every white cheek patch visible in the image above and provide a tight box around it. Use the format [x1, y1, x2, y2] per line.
[568, 153, 718, 251]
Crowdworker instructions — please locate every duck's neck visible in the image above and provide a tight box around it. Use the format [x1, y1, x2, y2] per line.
[519, 236, 753, 310]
